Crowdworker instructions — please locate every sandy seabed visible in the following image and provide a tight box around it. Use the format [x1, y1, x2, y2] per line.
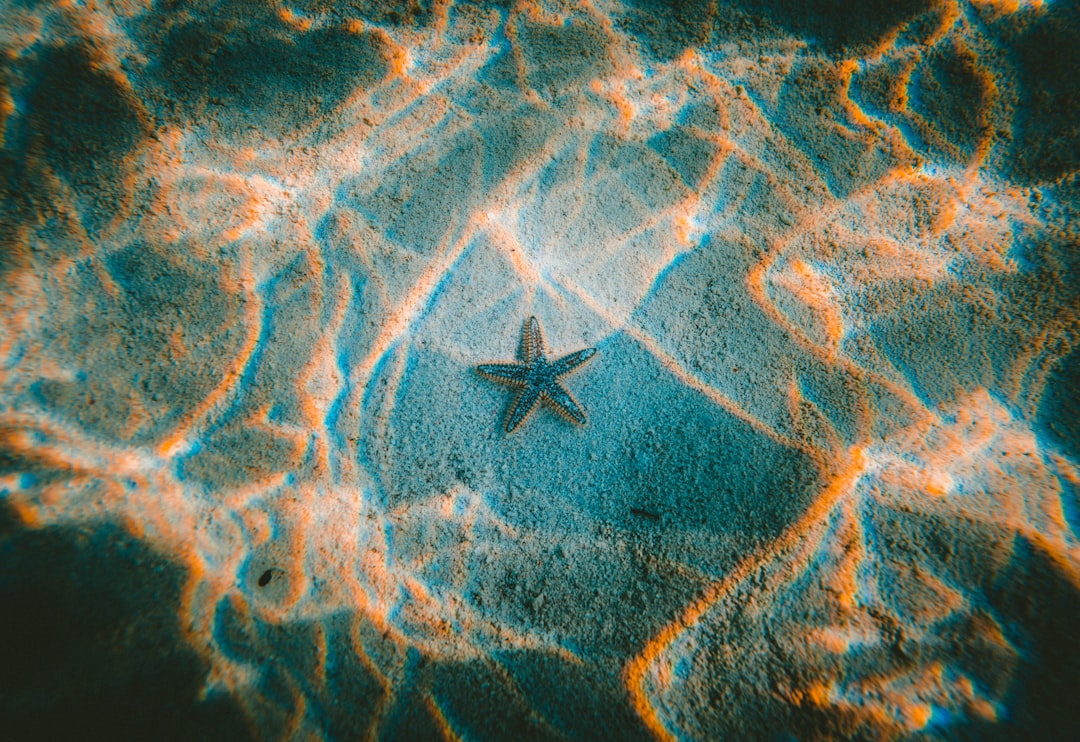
[1, 0, 1078, 739]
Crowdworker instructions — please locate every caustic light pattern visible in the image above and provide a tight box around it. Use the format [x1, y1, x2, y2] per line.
[0, 0, 1078, 739]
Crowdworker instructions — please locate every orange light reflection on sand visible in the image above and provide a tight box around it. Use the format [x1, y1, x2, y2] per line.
[625, 447, 869, 741]
[157, 257, 263, 458]
[4, 1, 1077, 737]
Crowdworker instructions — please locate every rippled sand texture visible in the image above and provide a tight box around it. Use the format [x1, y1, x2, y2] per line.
[1, 0, 1078, 739]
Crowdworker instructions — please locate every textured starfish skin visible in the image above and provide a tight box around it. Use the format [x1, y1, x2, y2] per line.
[477, 316, 597, 433]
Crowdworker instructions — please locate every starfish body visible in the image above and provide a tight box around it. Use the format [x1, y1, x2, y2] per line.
[477, 316, 597, 433]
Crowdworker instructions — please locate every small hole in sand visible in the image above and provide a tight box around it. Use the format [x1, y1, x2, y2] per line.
[258, 569, 274, 587]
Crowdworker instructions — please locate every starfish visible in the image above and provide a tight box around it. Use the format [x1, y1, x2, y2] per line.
[477, 316, 597, 433]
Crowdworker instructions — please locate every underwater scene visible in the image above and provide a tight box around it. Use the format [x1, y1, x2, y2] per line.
[1, 0, 1078, 739]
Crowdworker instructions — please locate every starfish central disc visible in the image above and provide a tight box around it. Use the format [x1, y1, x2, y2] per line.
[477, 316, 597, 433]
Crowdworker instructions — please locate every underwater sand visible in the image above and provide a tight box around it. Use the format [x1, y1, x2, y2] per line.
[1, 0, 1078, 739]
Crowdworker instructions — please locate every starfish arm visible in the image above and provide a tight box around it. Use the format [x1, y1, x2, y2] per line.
[477, 363, 529, 386]
[550, 347, 597, 377]
[543, 382, 587, 425]
[522, 316, 545, 363]
[506, 385, 541, 432]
